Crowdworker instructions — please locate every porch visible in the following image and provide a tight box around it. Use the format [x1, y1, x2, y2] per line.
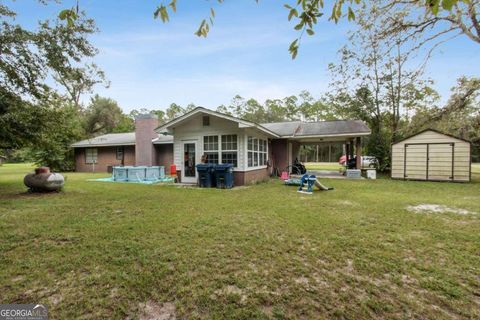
[270, 135, 366, 176]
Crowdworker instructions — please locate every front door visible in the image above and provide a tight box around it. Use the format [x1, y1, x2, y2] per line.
[182, 141, 197, 183]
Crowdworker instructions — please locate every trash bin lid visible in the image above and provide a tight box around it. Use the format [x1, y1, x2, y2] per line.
[215, 163, 233, 169]
[196, 163, 213, 169]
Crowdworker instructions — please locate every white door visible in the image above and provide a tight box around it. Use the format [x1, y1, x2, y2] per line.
[182, 141, 198, 184]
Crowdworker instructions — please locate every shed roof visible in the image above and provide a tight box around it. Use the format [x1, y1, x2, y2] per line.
[391, 128, 471, 145]
[261, 120, 371, 137]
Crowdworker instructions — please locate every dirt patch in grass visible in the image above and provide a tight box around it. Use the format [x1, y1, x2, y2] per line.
[213, 285, 248, 304]
[138, 301, 176, 320]
[407, 204, 474, 215]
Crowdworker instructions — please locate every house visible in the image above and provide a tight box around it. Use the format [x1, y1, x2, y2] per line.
[72, 107, 371, 185]
[391, 129, 471, 182]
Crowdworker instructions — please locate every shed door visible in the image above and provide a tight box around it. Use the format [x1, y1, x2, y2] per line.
[404, 144, 428, 180]
[427, 143, 454, 181]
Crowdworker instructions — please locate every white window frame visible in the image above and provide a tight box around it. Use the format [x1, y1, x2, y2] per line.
[247, 136, 268, 169]
[202, 134, 239, 168]
[221, 134, 238, 167]
[85, 148, 98, 164]
[203, 135, 219, 164]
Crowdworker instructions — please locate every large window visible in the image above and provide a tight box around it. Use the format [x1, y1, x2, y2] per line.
[203, 134, 238, 167]
[247, 137, 267, 167]
[203, 135, 219, 164]
[221, 135, 238, 167]
[85, 148, 98, 164]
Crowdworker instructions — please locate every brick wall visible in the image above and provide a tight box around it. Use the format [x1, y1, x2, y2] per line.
[233, 168, 269, 186]
[155, 144, 174, 167]
[271, 139, 288, 173]
[74, 146, 135, 172]
[135, 114, 159, 166]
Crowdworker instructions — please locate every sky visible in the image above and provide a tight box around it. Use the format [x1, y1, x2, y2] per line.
[9, 0, 480, 113]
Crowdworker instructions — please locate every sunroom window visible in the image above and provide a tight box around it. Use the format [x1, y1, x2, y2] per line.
[221, 135, 238, 167]
[247, 137, 267, 167]
[203, 136, 219, 164]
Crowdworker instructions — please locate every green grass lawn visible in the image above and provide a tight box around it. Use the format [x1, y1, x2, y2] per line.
[1, 163, 479, 319]
[304, 162, 343, 171]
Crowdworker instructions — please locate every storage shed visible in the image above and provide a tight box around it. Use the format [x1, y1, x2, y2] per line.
[391, 129, 471, 182]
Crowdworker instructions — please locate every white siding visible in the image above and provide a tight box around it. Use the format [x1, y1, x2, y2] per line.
[172, 113, 247, 172]
[391, 130, 471, 182]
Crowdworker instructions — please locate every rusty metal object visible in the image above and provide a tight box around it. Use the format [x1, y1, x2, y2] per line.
[24, 169, 64, 192]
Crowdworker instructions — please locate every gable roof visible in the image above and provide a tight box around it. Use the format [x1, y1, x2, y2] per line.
[261, 120, 370, 138]
[392, 128, 471, 145]
[155, 107, 280, 138]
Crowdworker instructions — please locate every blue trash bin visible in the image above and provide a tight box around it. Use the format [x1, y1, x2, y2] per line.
[196, 164, 214, 187]
[215, 164, 234, 189]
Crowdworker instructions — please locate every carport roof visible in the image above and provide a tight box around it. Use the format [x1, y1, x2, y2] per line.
[261, 120, 371, 138]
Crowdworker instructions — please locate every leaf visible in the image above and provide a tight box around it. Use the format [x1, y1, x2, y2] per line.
[294, 22, 303, 30]
[347, 7, 355, 21]
[169, 0, 177, 13]
[306, 28, 314, 35]
[58, 9, 70, 20]
[289, 38, 298, 51]
[441, 0, 455, 10]
[288, 8, 298, 21]
[154, 5, 169, 22]
[211, 7, 215, 18]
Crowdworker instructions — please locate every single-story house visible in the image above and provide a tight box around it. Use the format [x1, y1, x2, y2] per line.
[391, 129, 471, 182]
[72, 107, 371, 185]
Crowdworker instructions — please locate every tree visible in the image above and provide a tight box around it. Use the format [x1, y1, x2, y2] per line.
[408, 77, 480, 145]
[27, 98, 85, 171]
[1, 2, 99, 101]
[54, 64, 108, 109]
[150, 0, 474, 58]
[380, 0, 480, 52]
[0, 1, 102, 149]
[83, 95, 128, 136]
[0, 89, 49, 149]
[327, 3, 440, 169]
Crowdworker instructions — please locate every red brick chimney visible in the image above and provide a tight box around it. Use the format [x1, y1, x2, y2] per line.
[135, 114, 159, 166]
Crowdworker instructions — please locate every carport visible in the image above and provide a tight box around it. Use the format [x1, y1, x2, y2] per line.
[263, 120, 371, 174]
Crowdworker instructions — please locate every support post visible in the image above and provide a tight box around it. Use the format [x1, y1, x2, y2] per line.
[355, 137, 362, 169]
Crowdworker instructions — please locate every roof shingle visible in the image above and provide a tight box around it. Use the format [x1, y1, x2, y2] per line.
[261, 120, 370, 137]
